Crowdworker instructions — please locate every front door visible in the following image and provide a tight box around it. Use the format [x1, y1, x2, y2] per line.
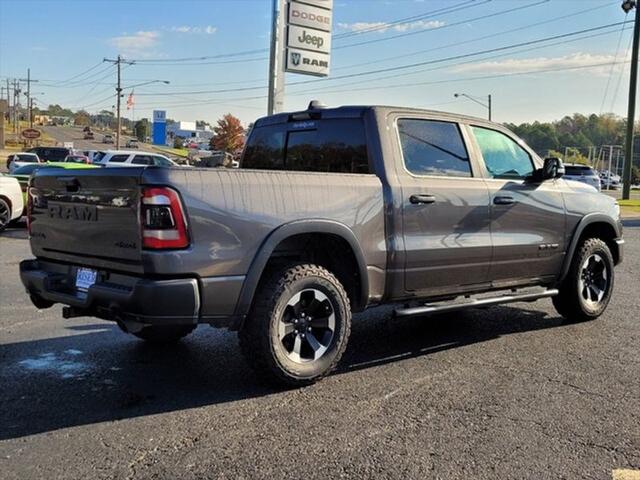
[468, 125, 566, 283]
[396, 117, 493, 296]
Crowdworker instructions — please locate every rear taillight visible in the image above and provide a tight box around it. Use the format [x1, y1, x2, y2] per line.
[141, 187, 189, 249]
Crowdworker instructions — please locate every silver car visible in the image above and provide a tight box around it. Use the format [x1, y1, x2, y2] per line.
[563, 164, 601, 191]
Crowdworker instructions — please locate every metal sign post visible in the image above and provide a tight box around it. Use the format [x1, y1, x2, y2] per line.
[268, 0, 287, 115]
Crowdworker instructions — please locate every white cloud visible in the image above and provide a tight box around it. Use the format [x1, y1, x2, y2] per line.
[451, 53, 621, 76]
[338, 19, 445, 33]
[169, 25, 217, 35]
[108, 31, 160, 56]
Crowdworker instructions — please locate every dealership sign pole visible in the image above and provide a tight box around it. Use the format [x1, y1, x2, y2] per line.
[268, 0, 333, 114]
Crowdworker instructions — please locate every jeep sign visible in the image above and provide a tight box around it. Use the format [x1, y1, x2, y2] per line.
[287, 24, 331, 54]
[286, 47, 330, 76]
[288, 1, 332, 32]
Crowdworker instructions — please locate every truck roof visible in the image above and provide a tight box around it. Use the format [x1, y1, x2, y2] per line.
[253, 103, 494, 128]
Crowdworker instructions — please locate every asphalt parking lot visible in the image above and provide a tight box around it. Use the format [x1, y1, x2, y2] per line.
[1, 222, 639, 479]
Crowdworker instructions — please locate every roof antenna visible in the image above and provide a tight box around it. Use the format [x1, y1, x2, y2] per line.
[308, 100, 327, 110]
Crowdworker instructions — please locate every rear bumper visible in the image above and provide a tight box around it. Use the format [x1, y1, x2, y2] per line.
[20, 259, 200, 326]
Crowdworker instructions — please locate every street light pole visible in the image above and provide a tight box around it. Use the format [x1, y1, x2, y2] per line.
[454, 93, 492, 121]
[622, 0, 639, 200]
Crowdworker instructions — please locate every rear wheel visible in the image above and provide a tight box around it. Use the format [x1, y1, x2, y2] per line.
[553, 238, 614, 323]
[131, 325, 196, 343]
[0, 198, 11, 232]
[239, 263, 351, 387]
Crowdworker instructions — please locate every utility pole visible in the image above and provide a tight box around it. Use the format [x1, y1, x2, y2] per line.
[488, 94, 492, 121]
[104, 56, 133, 149]
[18, 69, 33, 127]
[622, 0, 639, 200]
[267, 0, 286, 115]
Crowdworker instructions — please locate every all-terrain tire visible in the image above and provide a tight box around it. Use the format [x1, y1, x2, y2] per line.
[552, 238, 614, 323]
[238, 263, 351, 387]
[132, 325, 196, 343]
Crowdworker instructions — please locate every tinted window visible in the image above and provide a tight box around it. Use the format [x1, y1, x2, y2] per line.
[472, 126, 534, 179]
[243, 119, 369, 173]
[16, 154, 38, 162]
[108, 155, 129, 163]
[565, 166, 595, 175]
[243, 124, 286, 170]
[398, 119, 471, 177]
[132, 155, 153, 165]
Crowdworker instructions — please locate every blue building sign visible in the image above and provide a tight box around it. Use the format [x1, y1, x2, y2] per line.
[152, 110, 166, 145]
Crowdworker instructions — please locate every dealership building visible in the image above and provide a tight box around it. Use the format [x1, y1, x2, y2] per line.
[166, 120, 214, 143]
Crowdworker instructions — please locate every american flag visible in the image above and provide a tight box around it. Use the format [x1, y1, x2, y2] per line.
[126, 91, 134, 110]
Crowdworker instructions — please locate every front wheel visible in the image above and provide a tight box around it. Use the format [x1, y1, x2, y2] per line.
[553, 238, 614, 323]
[239, 263, 351, 387]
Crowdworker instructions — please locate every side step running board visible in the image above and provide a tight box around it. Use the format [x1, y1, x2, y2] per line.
[394, 289, 559, 318]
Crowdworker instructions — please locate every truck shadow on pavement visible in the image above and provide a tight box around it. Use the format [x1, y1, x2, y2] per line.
[0, 305, 565, 440]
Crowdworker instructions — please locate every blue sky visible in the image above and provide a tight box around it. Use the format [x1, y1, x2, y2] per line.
[0, 0, 636, 126]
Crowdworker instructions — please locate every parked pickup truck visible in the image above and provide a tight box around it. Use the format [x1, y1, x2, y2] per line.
[20, 103, 624, 386]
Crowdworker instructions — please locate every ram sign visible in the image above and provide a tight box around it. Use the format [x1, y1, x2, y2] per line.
[285, 0, 332, 77]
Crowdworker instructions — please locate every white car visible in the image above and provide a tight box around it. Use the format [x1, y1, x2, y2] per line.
[126, 138, 139, 149]
[7, 152, 41, 173]
[0, 175, 24, 231]
[94, 150, 179, 168]
[563, 164, 601, 192]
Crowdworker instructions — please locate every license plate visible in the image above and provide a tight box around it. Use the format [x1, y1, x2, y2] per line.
[75, 268, 97, 291]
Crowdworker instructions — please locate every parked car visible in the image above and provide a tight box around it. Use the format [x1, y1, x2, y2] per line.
[125, 138, 139, 149]
[84, 131, 95, 140]
[103, 134, 114, 144]
[10, 162, 99, 205]
[64, 154, 90, 164]
[93, 150, 178, 167]
[20, 103, 624, 386]
[600, 171, 621, 190]
[562, 164, 601, 191]
[7, 152, 41, 173]
[0, 174, 24, 231]
[26, 147, 73, 162]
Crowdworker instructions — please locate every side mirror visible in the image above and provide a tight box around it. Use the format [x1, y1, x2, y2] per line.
[528, 157, 564, 183]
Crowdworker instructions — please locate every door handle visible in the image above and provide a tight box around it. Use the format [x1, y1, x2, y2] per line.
[410, 194, 436, 205]
[493, 195, 515, 205]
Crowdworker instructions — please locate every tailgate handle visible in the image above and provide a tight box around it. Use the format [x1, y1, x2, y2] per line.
[58, 177, 80, 192]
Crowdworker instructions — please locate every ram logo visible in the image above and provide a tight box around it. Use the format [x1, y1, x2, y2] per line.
[291, 52, 301, 66]
[48, 203, 98, 222]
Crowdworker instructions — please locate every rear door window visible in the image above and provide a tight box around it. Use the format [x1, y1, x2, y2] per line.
[132, 155, 153, 165]
[397, 119, 472, 177]
[108, 155, 129, 163]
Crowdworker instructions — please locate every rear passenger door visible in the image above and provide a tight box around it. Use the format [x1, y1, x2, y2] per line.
[394, 116, 493, 295]
[467, 124, 566, 284]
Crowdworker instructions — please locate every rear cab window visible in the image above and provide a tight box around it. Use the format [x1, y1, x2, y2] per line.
[242, 117, 370, 174]
[565, 165, 595, 175]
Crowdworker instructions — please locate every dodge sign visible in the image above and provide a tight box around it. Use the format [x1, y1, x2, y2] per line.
[288, 1, 332, 32]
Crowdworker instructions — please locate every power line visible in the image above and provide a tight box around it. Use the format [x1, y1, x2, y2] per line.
[600, 15, 628, 113]
[333, 0, 550, 50]
[609, 29, 636, 112]
[132, 20, 631, 97]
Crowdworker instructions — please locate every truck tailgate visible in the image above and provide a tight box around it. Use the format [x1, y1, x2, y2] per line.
[29, 168, 144, 272]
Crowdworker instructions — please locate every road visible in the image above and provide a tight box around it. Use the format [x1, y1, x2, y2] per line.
[42, 125, 141, 152]
[1, 223, 639, 479]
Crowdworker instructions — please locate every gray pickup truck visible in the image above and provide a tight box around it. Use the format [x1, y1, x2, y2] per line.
[20, 103, 624, 386]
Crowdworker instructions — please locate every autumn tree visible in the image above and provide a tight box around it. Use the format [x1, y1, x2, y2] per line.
[211, 114, 245, 153]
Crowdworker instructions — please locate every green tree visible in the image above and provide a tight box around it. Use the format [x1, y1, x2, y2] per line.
[134, 119, 149, 142]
